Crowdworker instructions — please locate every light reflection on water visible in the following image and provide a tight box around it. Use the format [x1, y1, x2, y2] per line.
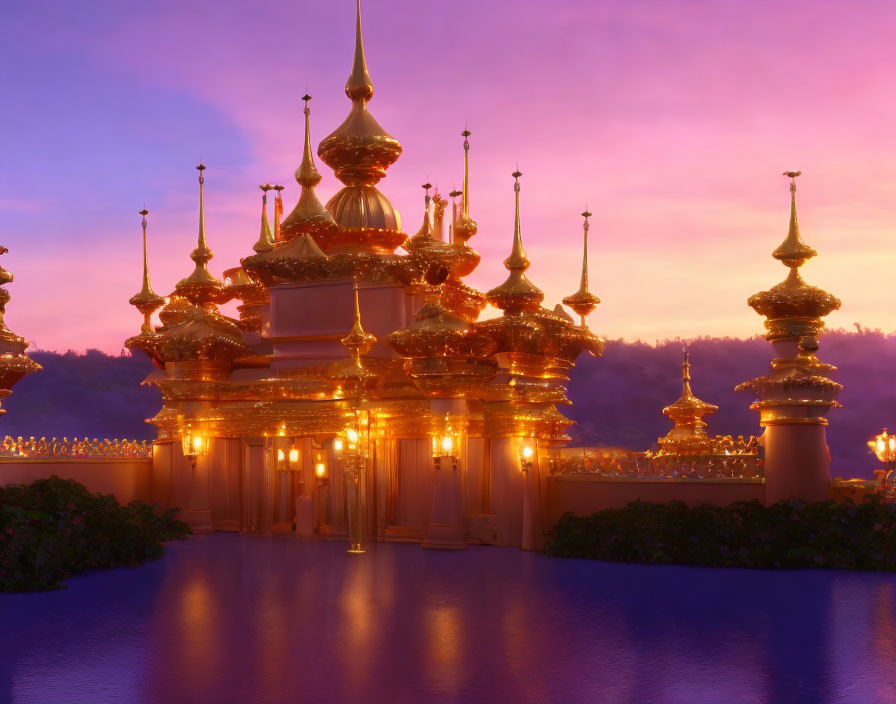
[2, 534, 896, 703]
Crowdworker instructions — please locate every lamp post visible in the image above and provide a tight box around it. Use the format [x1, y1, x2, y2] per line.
[519, 438, 536, 551]
[340, 410, 369, 554]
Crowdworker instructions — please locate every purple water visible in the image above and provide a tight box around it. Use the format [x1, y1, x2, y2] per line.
[2, 534, 896, 703]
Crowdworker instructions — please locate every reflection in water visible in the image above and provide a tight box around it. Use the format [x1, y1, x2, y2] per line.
[2, 534, 896, 703]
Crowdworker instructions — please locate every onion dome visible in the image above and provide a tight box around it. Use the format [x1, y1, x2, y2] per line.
[747, 172, 840, 341]
[388, 296, 497, 397]
[562, 210, 601, 327]
[252, 185, 274, 253]
[126, 295, 250, 368]
[0, 245, 41, 414]
[174, 164, 228, 309]
[656, 349, 719, 454]
[485, 171, 544, 314]
[128, 208, 165, 335]
[317, 1, 404, 255]
[280, 95, 338, 248]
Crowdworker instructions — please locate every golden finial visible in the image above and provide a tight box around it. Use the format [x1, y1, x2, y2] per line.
[453, 128, 478, 244]
[506, 169, 528, 270]
[485, 170, 545, 314]
[296, 95, 322, 188]
[273, 184, 284, 241]
[129, 208, 164, 335]
[196, 163, 209, 253]
[280, 94, 338, 246]
[347, 0, 373, 102]
[773, 170, 816, 269]
[253, 184, 274, 253]
[562, 209, 601, 326]
[139, 207, 153, 296]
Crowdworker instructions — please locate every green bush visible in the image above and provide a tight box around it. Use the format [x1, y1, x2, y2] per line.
[545, 496, 896, 570]
[1, 476, 190, 591]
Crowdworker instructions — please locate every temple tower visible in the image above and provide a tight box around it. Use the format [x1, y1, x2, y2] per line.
[736, 172, 841, 504]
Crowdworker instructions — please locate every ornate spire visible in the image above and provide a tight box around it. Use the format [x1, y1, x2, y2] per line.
[562, 209, 601, 327]
[317, 1, 404, 253]
[253, 184, 274, 253]
[773, 171, 816, 269]
[342, 281, 377, 356]
[453, 129, 478, 244]
[175, 164, 226, 309]
[280, 95, 338, 246]
[485, 170, 544, 314]
[747, 171, 839, 341]
[656, 348, 718, 455]
[297, 95, 321, 188]
[347, 0, 373, 102]
[129, 208, 165, 335]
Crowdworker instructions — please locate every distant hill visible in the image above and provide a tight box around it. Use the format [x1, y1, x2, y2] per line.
[2, 331, 893, 478]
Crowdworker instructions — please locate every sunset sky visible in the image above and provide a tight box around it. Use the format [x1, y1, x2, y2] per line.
[1, 0, 894, 353]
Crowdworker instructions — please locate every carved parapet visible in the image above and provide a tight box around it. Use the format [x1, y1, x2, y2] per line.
[0, 435, 152, 459]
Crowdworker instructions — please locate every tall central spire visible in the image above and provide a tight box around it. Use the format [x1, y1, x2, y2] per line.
[347, 0, 373, 102]
[317, 0, 404, 254]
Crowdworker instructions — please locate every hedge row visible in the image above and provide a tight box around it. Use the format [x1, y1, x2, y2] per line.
[545, 497, 896, 570]
[1, 476, 190, 591]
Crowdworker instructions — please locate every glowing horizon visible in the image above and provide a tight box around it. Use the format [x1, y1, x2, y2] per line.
[1, 0, 894, 353]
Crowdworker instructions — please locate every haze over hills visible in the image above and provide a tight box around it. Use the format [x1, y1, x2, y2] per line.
[2, 330, 892, 479]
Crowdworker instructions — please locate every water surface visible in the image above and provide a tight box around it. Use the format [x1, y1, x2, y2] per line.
[2, 534, 896, 703]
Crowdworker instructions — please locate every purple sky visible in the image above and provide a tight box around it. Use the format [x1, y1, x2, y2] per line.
[1, 0, 895, 353]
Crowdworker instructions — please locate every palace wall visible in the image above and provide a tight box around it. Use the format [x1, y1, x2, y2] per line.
[543, 474, 765, 529]
[0, 457, 152, 503]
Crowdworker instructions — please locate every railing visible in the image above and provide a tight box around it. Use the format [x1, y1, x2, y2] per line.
[0, 436, 152, 459]
[550, 449, 762, 480]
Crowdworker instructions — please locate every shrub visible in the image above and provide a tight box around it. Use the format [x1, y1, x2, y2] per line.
[0, 476, 190, 591]
[545, 496, 896, 570]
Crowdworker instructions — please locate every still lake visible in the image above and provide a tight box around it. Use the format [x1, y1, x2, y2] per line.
[2, 533, 896, 703]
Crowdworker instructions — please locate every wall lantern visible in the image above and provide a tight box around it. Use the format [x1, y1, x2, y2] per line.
[314, 452, 328, 481]
[519, 439, 536, 472]
[180, 425, 209, 468]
